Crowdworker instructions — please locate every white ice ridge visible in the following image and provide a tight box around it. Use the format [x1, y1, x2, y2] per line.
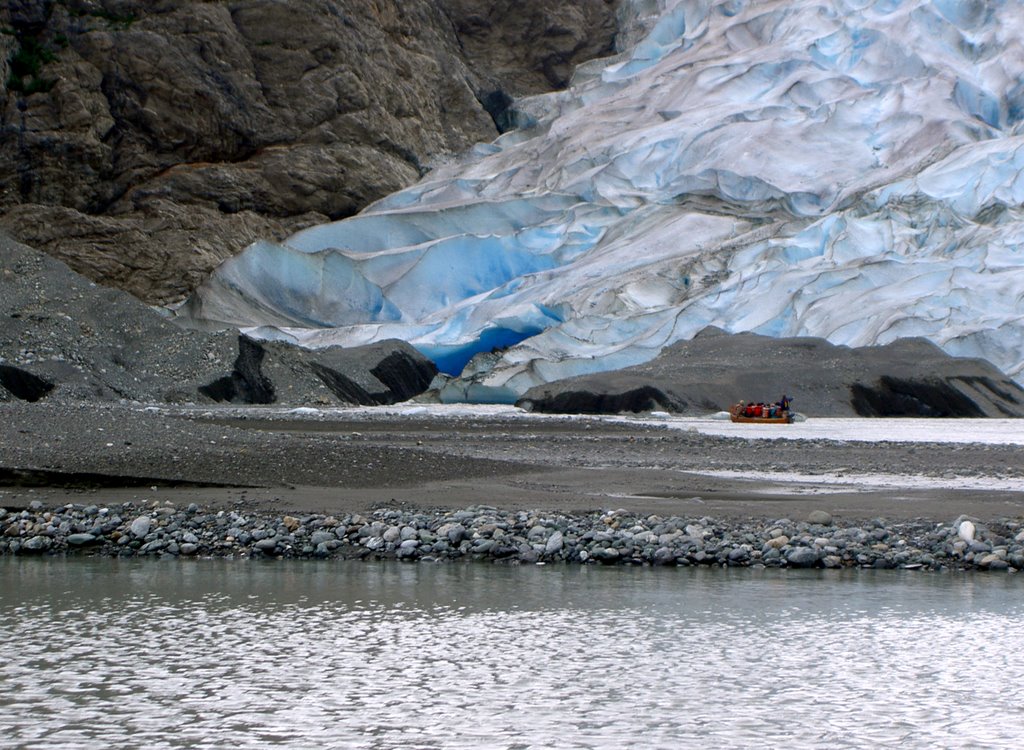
[178, 0, 1024, 401]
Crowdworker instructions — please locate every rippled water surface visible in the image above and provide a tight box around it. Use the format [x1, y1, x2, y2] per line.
[2, 559, 1022, 749]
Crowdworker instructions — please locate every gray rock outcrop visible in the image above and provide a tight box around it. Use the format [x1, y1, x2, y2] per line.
[0, 0, 620, 305]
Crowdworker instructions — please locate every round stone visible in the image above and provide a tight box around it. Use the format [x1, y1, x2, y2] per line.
[310, 531, 336, 546]
[807, 510, 833, 526]
[130, 516, 152, 539]
[786, 547, 819, 567]
[544, 531, 564, 555]
[22, 535, 52, 553]
[255, 538, 278, 553]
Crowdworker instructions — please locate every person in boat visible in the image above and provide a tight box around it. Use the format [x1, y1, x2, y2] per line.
[776, 394, 791, 412]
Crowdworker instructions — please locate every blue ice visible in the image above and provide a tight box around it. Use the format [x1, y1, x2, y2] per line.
[179, 0, 1024, 397]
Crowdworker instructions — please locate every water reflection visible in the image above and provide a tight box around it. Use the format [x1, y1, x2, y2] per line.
[1, 559, 1022, 749]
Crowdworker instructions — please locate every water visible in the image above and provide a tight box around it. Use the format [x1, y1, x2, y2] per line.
[215, 405, 1024, 446]
[1, 559, 1022, 749]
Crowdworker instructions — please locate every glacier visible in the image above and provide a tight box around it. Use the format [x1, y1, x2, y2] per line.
[178, 0, 1024, 402]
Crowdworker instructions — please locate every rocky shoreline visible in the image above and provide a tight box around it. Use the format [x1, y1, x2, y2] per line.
[4, 500, 1022, 572]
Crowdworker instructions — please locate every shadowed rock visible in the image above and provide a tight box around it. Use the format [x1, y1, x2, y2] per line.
[850, 376, 999, 417]
[0, 364, 54, 402]
[200, 336, 438, 406]
[370, 349, 438, 402]
[198, 336, 276, 405]
[525, 385, 682, 415]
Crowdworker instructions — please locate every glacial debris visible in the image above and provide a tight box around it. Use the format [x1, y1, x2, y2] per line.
[0, 232, 437, 405]
[3, 502, 1022, 573]
[516, 329, 1024, 417]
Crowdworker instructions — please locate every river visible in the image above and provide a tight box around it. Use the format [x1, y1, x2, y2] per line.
[1, 558, 1022, 749]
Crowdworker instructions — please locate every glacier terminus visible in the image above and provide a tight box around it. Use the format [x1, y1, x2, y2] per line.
[177, 0, 1024, 403]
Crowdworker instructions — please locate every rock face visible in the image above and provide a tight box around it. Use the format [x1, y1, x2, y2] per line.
[437, 0, 620, 94]
[516, 327, 1024, 418]
[0, 231, 437, 404]
[0, 0, 620, 305]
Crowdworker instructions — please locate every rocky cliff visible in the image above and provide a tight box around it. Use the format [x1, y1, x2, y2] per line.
[0, 0, 619, 304]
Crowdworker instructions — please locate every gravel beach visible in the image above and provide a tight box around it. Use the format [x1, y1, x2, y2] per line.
[2, 401, 1023, 520]
[2, 401, 1023, 569]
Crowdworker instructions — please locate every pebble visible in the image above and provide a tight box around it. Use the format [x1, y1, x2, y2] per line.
[310, 531, 335, 546]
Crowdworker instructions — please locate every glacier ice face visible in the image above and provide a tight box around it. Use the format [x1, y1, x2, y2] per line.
[179, 0, 1024, 398]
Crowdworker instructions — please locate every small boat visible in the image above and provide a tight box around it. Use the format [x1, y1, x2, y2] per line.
[729, 401, 794, 424]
